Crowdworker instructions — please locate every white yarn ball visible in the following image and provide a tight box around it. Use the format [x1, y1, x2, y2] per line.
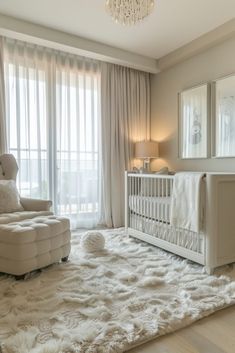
[81, 231, 105, 253]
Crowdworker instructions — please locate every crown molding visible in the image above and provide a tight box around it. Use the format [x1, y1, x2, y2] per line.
[0, 13, 234, 75]
[0, 13, 159, 74]
[157, 19, 235, 72]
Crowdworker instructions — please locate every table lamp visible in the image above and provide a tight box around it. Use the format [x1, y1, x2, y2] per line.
[135, 140, 159, 171]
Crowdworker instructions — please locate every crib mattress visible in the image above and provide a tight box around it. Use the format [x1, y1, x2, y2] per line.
[129, 195, 171, 223]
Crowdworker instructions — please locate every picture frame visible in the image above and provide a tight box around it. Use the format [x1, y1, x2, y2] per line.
[178, 83, 210, 159]
[212, 74, 235, 158]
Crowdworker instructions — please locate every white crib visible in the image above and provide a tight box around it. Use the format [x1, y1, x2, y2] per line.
[125, 171, 235, 274]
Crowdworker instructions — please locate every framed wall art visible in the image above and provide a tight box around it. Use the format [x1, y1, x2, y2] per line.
[179, 83, 210, 159]
[212, 74, 235, 158]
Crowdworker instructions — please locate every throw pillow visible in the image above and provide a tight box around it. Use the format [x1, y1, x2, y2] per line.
[0, 180, 23, 213]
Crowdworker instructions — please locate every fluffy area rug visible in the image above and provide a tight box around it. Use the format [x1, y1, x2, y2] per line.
[1, 228, 235, 353]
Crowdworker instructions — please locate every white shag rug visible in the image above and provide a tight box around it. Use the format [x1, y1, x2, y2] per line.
[1, 229, 235, 353]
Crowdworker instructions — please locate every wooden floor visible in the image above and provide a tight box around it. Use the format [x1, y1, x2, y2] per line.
[128, 305, 235, 353]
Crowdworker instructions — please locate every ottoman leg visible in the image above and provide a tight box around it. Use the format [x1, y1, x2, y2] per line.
[61, 256, 69, 262]
[15, 274, 26, 281]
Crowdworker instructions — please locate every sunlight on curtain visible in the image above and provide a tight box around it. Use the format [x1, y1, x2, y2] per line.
[0, 36, 7, 154]
[4, 41, 49, 199]
[55, 57, 101, 228]
[4, 38, 101, 229]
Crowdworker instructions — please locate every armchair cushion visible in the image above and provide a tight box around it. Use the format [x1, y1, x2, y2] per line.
[20, 198, 52, 212]
[0, 180, 23, 213]
[0, 210, 53, 224]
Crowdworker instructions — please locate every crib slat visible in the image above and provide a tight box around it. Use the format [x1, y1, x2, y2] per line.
[126, 172, 203, 258]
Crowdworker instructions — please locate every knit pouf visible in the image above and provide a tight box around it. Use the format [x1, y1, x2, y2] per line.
[81, 231, 105, 253]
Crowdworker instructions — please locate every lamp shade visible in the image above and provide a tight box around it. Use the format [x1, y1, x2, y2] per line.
[135, 141, 159, 159]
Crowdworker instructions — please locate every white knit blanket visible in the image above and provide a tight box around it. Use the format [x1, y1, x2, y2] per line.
[170, 172, 205, 233]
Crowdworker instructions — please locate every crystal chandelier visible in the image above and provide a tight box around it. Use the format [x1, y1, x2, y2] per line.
[105, 0, 155, 26]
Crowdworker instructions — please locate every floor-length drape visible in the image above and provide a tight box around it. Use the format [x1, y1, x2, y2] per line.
[55, 54, 101, 228]
[4, 39, 50, 199]
[4, 38, 101, 229]
[0, 36, 7, 154]
[100, 63, 150, 227]
[3, 37, 151, 229]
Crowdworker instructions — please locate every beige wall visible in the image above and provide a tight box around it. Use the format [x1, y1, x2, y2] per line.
[151, 36, 235, 172]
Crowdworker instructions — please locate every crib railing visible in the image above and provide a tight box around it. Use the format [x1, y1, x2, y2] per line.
[125, 171, 204, 258]
[125, 172, 174, 229]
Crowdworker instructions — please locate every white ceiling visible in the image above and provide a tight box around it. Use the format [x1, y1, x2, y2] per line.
[0, 0, 234, 59]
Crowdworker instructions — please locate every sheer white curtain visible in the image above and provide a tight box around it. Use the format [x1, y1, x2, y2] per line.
[4, 38, 101, 229]
[100, 63, 150, 227]
[3, 37, 151, 229]
[0, 36, 7, 154]
[55, 55, 101, 228]
[4, 39, 49, 198]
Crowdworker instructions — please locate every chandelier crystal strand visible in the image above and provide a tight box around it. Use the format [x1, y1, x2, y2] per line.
[106, 0, 155, 26]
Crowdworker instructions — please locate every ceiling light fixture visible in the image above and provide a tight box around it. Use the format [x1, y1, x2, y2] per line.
[105, 0, 155, 26]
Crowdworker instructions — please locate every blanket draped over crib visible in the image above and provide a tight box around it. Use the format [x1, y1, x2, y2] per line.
[126, 171, 235, 272]
[170, 172, 204, 233]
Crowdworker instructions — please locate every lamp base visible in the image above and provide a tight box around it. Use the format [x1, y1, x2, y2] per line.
[143, 158, 150, 172]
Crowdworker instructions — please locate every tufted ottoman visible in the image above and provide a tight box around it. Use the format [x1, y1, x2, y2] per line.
[0, 215, 71, 279]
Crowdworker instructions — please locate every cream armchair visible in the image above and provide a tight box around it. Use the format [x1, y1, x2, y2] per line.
[1, 153, 52, 209]
[0, 154, 71, 279]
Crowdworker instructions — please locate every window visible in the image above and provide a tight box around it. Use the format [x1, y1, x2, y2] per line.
[4, 39, 101, 228]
